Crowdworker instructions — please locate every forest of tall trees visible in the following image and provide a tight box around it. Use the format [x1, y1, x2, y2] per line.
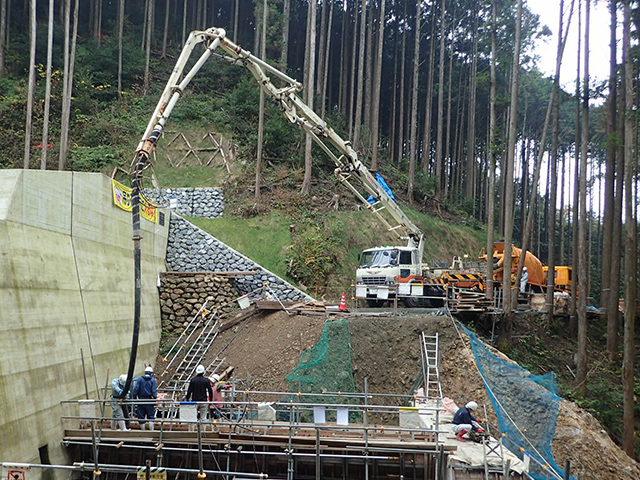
[0, 0, 638, 458]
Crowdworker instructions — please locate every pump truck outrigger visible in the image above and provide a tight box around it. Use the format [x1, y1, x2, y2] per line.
[131, 27, 441, 308]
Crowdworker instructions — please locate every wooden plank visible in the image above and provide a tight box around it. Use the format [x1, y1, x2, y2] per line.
[218, 305, 260, 332]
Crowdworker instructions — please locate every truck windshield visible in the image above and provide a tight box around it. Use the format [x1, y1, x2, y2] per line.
[358, 249, 398, 268]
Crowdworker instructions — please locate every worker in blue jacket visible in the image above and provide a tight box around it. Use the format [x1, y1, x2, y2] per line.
[132, 366, 157, 430]
[452, 401, 484, 442]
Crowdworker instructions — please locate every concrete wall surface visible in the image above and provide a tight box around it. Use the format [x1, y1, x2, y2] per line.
[0, 170, 169, 478]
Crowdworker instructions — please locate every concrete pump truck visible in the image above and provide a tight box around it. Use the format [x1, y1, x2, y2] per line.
[132, 27, 445, 307]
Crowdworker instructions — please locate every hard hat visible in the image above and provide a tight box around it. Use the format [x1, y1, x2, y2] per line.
[523, 267, 528, 271]
[119, 374, 127, 384]
[211, 374, 221, 382]
[466, 401, 478, 411]
[145, 366, 154, 374]
[196, 365, 205, 374]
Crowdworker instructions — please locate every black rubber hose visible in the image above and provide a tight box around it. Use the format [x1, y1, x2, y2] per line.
[121, 152, 147, 399]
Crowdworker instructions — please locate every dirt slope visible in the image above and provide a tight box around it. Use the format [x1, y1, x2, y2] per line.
[198, 309, 640, 480]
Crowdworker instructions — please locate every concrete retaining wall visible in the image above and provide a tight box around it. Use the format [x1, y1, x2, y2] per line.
[0, 171, 168, 478]
[167, 215, 312, 302]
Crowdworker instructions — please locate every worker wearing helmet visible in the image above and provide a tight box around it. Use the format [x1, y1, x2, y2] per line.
[186, 365, 213, 421]
[520, 267, 529, 294]
[110, 374, 130, 431]
[452, 401, 484, 442]
[132, 366, 157, 430]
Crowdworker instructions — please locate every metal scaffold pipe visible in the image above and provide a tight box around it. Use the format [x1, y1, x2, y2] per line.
[0, 463, 267, 478]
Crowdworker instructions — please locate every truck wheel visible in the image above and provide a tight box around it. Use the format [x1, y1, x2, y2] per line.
[403, 297, 424, 308]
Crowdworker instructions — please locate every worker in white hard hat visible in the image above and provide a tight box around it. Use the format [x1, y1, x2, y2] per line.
[451, 401, 484, 442]
[132, 366, 157, 430]
[520, 267, 529, 294]
[110, 374, 130, 431]
[186, 365, 213, 421]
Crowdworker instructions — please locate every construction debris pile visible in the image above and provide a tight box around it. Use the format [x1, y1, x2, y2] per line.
[158, 273, 237, 332]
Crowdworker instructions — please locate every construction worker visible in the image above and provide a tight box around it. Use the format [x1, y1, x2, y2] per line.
[452, 401, 483, 442]
[132, 366, 157, 430]
[110, 374, 130, 431]
[520, 267, 529, 294]
[186, 365, 213, 421]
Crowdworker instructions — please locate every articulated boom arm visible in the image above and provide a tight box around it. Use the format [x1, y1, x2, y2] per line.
[134, 27, 424, 258]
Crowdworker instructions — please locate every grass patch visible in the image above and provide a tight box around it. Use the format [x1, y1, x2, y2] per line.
[153, 164, 228, 188]
[188, 214, 292, 280]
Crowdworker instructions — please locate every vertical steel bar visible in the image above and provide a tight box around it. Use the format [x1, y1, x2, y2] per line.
[197, 420, 204, 478]
[364, 377, 369, 480]
[315, 428, 320, 480]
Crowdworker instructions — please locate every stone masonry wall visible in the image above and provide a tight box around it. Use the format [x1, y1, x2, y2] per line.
[144, 188, 224, 218]
[167, 214, 313, 302]
[159, 273, 237, 334]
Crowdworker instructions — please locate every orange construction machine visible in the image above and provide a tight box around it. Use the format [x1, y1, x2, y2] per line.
[484, 241, 546, 292]
[482, 241, 573, 293]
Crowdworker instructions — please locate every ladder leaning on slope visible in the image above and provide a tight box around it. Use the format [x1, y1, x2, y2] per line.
[420, 332, 443, 399]
[157, 300, 226, 421]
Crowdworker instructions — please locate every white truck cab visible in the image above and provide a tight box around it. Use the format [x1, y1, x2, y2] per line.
[356, 246, 422, 305]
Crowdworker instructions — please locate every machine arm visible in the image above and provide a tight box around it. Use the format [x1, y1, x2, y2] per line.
[134, 27, 424, 256]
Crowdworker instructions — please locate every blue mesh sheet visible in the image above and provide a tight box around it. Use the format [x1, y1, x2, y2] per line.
[462, 325, 574, 480]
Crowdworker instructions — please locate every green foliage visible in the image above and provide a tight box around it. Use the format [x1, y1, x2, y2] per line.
[286, 224, 340, 290]
[73, 34, 146, 100]
[507, 315, 640, 460]
[69, 145, 121, 171]
[0, 77, 26, 168]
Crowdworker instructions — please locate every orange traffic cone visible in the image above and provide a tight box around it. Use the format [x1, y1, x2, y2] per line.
[339, 292, 348, 312]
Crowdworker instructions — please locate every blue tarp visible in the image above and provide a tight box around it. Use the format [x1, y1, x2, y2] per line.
[367, 173, 396, 203]
[461, 325, 575, 480]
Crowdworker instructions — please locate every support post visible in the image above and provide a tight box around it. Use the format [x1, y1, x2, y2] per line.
[315, 428, 321, 480]
[197, 420, 204, 478]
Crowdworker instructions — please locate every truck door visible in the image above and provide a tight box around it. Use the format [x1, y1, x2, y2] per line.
[399, 250, 413, 279]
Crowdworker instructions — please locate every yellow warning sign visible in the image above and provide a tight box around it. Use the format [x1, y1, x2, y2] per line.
[112, 179, 158, 223]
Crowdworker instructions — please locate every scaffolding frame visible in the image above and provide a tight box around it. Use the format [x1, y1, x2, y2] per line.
[60, 389, 449, 480]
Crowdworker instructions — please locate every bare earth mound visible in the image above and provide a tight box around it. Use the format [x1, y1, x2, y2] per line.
[198, 309, 639, 480]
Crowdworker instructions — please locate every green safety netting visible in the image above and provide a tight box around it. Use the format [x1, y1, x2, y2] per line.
[284, 319, 359, 421]
[462, 324, 575, 480]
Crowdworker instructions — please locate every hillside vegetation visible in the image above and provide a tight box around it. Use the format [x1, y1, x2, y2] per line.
[167, 165, 486, 301]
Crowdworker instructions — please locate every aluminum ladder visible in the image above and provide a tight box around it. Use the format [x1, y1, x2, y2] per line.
[157, 302, 226, 420]
[420, 332, 443, 398]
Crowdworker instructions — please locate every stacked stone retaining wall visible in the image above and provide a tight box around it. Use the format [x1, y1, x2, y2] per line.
[144, 188, 224, 218]
[159, 273, 238, 334]
[167, 214, 312, 302]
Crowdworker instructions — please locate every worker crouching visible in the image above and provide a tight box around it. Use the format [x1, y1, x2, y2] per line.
[452, 401, 484, 442]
